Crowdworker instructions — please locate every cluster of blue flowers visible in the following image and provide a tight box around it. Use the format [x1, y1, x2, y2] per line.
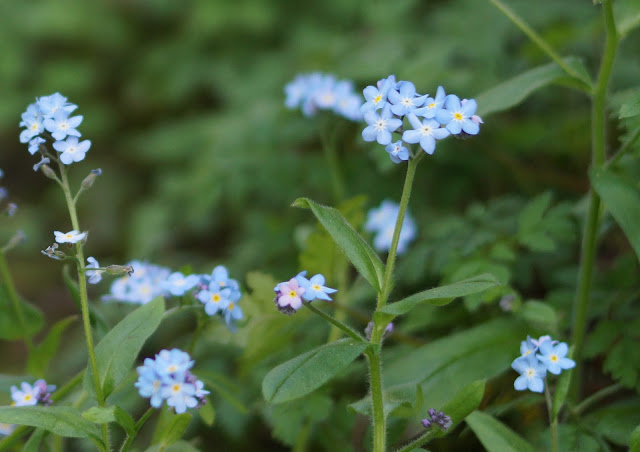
[365, 200, 416, 255]
[511, 335, 576, 393]
[105, 262, 243, 328]
[0, 380, 57, 436]
[135, 349, 208, 414]
[19, 93, 91, 166]
[273, 271, 337, 315]
[360, 76, 483, 162]
[285, 73, 363, 121]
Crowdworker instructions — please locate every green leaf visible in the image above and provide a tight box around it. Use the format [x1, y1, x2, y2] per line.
[519, 192, 552, 232]
[0, 283, 44, 340]
[585, 400, 640, 446]
[518, 301, 557, 332]
[630, 423, 640, 452]
[198, 397, 215, 426]
[466, 411, 536, 452]
[84, 297, 164, 399]
[476, 58, 592, 117]
[0, 406, 101, 442]
[293, 198, 384, 291]
[145, 440, 200, 452]
[616, 0, 640, 37]
[262, 338, 368, 404]
[619, 91, 640, 119]
[27, 316, 76, 378]
[153, 413, 191, 448]
[23, 428, 47, 452]
[591, 167, 640, 263]
[379, 274, 501, 317]
[82, 405, 135, 435]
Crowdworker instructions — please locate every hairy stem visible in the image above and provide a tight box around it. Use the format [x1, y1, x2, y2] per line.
[305, 302, 365, 342]
[367, 349, 386, 452]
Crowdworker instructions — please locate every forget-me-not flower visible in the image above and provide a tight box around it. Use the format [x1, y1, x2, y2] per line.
[38, 93, 77, 118]
[511, 355, 546, 393]
[197, 286, 233, 316]
[416, 86, 447, 119]
[402, 113, 450, 155]
[162, 272, 200, 296]
[44, 110, 83, 141]
[435, 95, 480, 135]
[360, 76, 395, 112]
[362, 104, 402, 145]
[537, 341, 575, 375]
[54, 230, 86, 244]
[299, 274, 337, 301]
[53, 137, 91, 165]
[86, 257, 103, 284]
[387, 81, 427, 116]
[28, 137, 45, 155]
[274, 277, 306, 314]
[385, 141, 410, 163]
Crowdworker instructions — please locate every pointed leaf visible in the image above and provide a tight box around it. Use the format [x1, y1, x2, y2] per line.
[616, 0, 640, 37]
[293, 198, 384, 291]
[619, 91, 640, 119]
[552, 348, 573, 421]
[82, 405, 135, 435]
[27, 316, 77, 377]
[0, 406, 101, 441]
[379, 274, 501, 317]
[263, 338, 368, 404]
[476, 58, 591, 117]
[198, 397, 215, 426]
[84, 297, 164, 399]
[154, 413, 191, 447]
[591, 167, 640, 263]
[23, 428, 47, 452]
[466, 411, 536, 452]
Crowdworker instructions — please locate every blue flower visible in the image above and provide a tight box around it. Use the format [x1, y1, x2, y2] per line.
[362, 104, 402, 145]
[274, 277, 306, 314]
[435, 95, 480, 135]
[360, 76, 395, 112]
[385, 141, 410, 163]
[86, 257, 103, 284]
[415, 86, 447, 119]
[365, 200, 417, 255]
[28, 137, 45, 155]
[512, 355, 546, 393]
[104, 260, 171, 304]
[37, 93, 77, 118]
[387, 81, 427, 116]
[154, 349, 194, 376]
[209, 265, 240, 292]
[53, 137, 91, 165]
[223, 300, 243, 326]
[285, 73, 362, 121]
[43, 110, 83, 141]
[135, 361, 166, 408]
[365, 200, 400, 233]
[10, 382, 40, 406]
[519, 336, 537, 357]
[19, 111, 44, 144]
[299, 274, 337, 301]
[162, 377, 198, 414]
[162, 272, 200, 296]
[537, 341, 575, 375]
[402, 114, 450, 155]
[197, 286, 232, 315]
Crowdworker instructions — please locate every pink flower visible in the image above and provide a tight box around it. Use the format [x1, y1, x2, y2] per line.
[275, 278, 306, 314]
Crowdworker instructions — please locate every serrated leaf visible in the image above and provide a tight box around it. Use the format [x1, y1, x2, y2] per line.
[0, 283, 44, 340]
[0, 406, 102, 442]
[293, 198, 384, 291]
[27, 316, 76, 378]
[476, 58, 592, 117]
[262, 338, 368, 404]
[84, 297, 164, 400]
[82, 405, 135, 435]
[466, 411, 536, 452]
[591, 167, 640, 263]
[379, 274, 501, 317]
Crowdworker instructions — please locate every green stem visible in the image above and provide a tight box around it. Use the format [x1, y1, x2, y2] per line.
[57, 162, 110, 451]
[119, 407, 155, 452]
[570, 0, 618, 401]
[545, 380, 559, 452]
[304, 302, 365, 342]
[52, 370, 84, 402]
[0, 251, 32, 350]
[488, 0, 592, 90]
[292, 419, 312, 452]
[367, 350, 386, 452]
[572, 382, 624, 416]
[395, 430, 436, 452]
[377, 154, 421, 310]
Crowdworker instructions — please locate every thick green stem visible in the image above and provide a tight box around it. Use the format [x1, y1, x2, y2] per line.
[488, 0, 592, 90]
[377, 154, 421, 310]
[0, 251, 32, 350]
[545, 381, 559, 452]
[119, 407, 155, 452]
[570, 0, 618, 401]
[367, 350, 386, 452]
[58, 163, 110, 451]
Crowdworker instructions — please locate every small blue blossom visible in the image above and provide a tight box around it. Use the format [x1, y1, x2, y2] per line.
[284, 73, 362, 121]
[537, 341, 575, 375]
[299, 274, 338, 301]
[54, 230, 86, 244]
[415, 86, 447, 119]
[435, 95, 480, 135]
[53, 137, 91, 165]
[223, 300, 243, 327]
[28, 137, 45, 155]
[37, 93, 77, 118]
[19, 111, 44, 144]
[197, 286, 233, 315]
[135, 349, 208, 414]
[43, 110, 83, 141]
[512, 355, 546, 393]
[104, 260, 171, 304]
[10, 380, 55, 407]
[162, 272, 200, 296]
[361, 76, 395, 112]
[362, 104, 402, 145]
[385, 141, 410, 163]
[387, 81, 427, 116]
[86, 257, 103, 284]
[520, 336, 537, 357]
[402, 114, 450, 155]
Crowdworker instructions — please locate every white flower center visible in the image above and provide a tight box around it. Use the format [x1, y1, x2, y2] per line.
[401, 97, 413, 107]
[420, 125, 432, 136]
[375, 119, 387, 131]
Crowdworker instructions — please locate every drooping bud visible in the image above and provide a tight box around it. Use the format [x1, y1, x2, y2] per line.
[40, 164, 58, 180]
[41, 243, 66, 260]
[81, 168, 102, 190]
[106, 264, 134, 277]
[33, 156, 51, 172]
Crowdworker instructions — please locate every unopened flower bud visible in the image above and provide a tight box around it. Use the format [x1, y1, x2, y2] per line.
[81, 168, 102, 189]
[40, 165, 57, 180]
[41, 243, 66, 260]
[106, 265, 134, 277]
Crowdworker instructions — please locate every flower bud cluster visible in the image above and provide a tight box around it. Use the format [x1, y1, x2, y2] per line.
[421, 408, 452, 431]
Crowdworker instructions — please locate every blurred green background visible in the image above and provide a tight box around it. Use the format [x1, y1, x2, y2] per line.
[1, 0, 639, 450]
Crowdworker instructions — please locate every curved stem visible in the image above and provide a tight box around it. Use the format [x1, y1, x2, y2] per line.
[570, 0, 618, 401]
[119, 407, 155, 452]
[0, 251, 32, 350]
[57, 162, 110, 450]
[293, 419, 312, 452]
[304, 302, 365, 342]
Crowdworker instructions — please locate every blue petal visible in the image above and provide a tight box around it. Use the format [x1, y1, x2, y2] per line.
[362, 126, 378, 142]
[462, 119, 479, 135]
[402, 130, 421, 144]
[377, 130, 392, 145]
[420, 136, 436, 154]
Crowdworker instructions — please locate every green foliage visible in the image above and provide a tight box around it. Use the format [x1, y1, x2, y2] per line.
[466, 411, 536, 452]
[198, 398, 215, 427]
[0, 406, 101, 442]
[262, 338, 368, 404]
[267, 392, 332, 446]
[27, 316, 76, 378]
[294, 197, 384, 291]
[150, 413, 192, 449]
[631, 423, 640, 452]
[83, 297, 165, 399]
[82, 405, 135, 436]
[0, 283, 44, 340]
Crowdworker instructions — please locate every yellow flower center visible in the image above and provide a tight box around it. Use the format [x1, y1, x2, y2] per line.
[172, 384, 181, 392]
[312, 284, 321, 291]
[374, 94, 382, 103]
[289, 291, 297, 297]
[454, 112, 464, 121]
[24, 395, 32, 401]
[212, 294, 220, 303]
[428, 102, 436, 108]
[228, 302, 235, 311]
[550, 355, 558, 362]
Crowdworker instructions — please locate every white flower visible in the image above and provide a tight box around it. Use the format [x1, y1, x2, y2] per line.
[54, 230, 86, 244]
